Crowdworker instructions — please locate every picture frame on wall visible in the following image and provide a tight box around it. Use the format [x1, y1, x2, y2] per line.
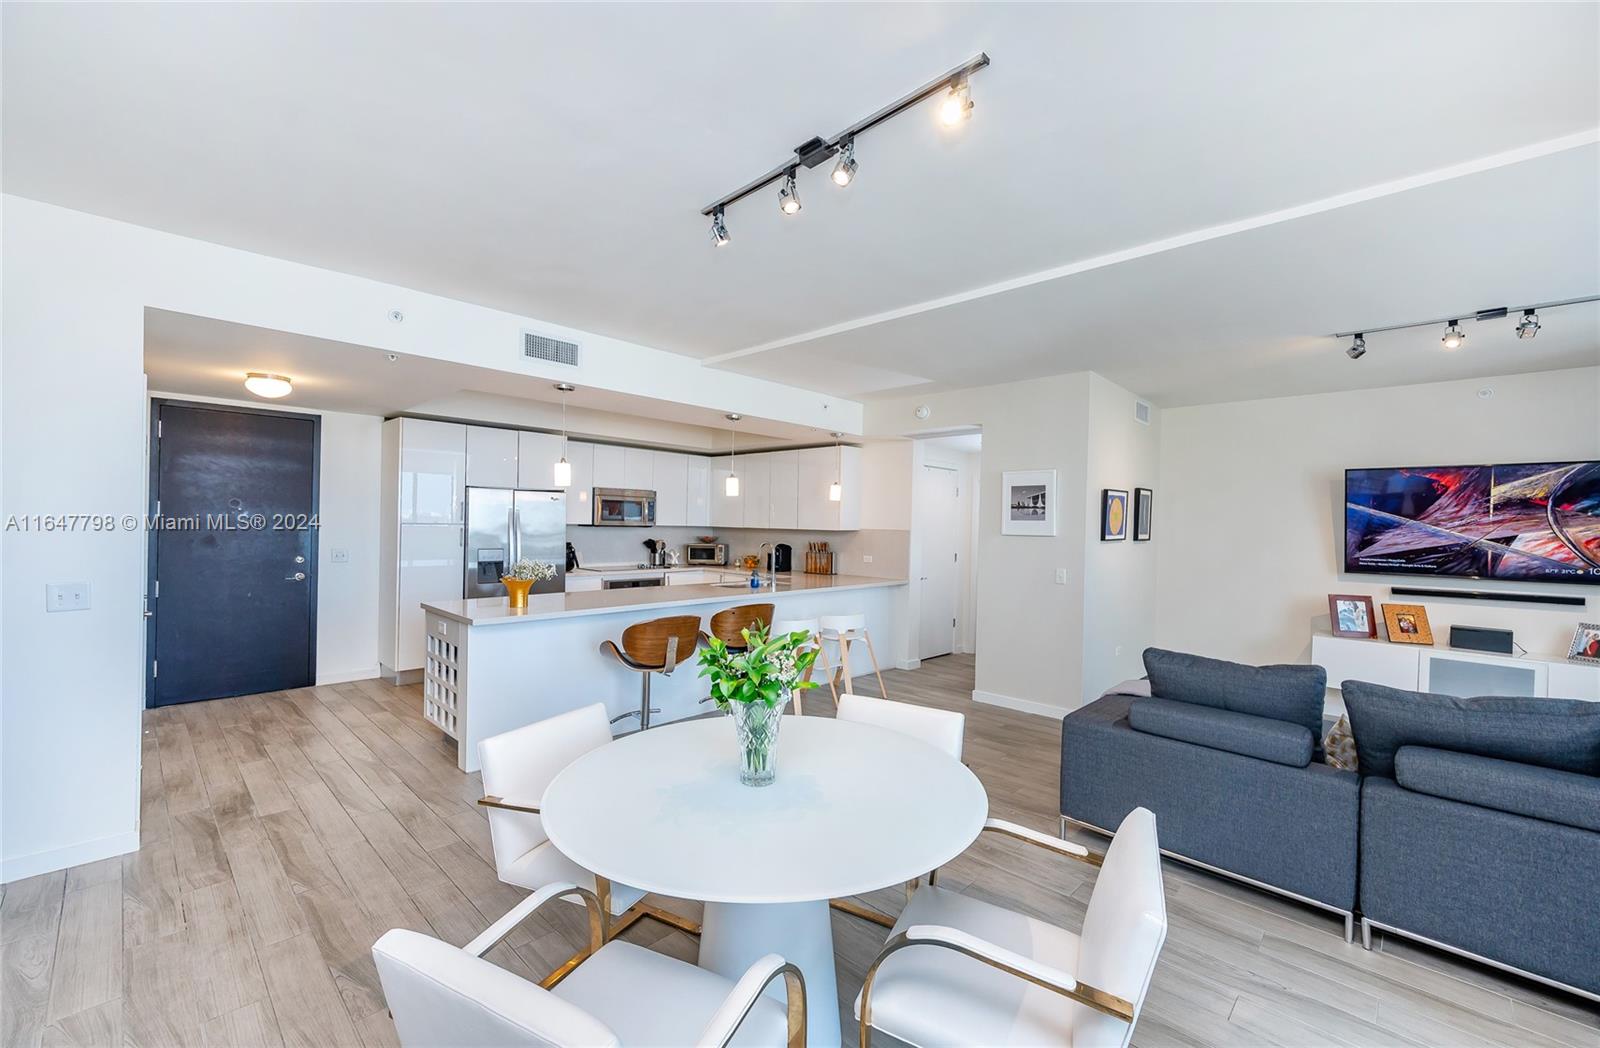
[1101, 489, 1129, 541]
[1327, 594, 1377, 639]
[1381, 603, 1434, 645]
[1569, 622, 1600, 664]
[1133, 487, 1153, 541]
[1001, 469, 1057, 536]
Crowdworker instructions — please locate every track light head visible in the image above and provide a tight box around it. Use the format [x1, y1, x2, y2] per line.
[710, 208, 730, 247]
[940, 76, 973, 125]
[778, 171, 802, 215]
[1441, 321, 1465, 350]
[831, 140, 858, 187]
[1347, 334, 1366, 360]
[1515, 309, 1540, 340]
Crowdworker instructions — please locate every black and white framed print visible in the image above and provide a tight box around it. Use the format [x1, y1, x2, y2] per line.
[1101, 489, 1129, 541]
[1002, 470, 1056, 536]
[1133, 487, 1153, 541]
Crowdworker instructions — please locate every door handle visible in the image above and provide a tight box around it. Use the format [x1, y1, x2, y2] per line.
[286, 572, 307, 582]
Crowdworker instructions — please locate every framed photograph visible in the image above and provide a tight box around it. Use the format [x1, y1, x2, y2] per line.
[1101, 489, 1129, 541]
[1001, 470, 1057, 536]
[1327, 594, 1377, 638]
[1133, 487, 1153, 541]
[1381, 603, 1434, 645]
[1569, 622, 1600, 664]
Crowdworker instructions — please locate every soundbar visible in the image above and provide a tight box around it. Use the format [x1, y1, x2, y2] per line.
[1390, 586, 1586, 608]
[1449, 625, 1514, 655]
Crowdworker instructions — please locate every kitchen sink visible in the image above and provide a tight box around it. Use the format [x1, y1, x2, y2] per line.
[712, 580, 791, 590]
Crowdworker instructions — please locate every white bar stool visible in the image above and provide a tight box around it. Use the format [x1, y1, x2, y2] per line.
[770, 617, 837, 713]
[819, 613, 888, 699]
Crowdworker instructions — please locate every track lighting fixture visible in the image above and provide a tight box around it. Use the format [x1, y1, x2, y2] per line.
[778, 171, 802, 216]
[1331, 294, 1596, 361]
[831, 139, 858, 187]
[553, 383, 575, 488]
[725, 414, 741, 498]
[699, 53, 989, 243]
[1516, 309, 1540, 340]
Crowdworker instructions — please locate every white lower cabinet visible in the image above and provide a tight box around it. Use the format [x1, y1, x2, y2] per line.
[565, 575, 603, 592]
[397, 524, 464, 672]
[667, 570, 719, 585]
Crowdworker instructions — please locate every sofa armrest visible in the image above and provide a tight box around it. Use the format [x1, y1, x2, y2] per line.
[1128, 697, 1313, 768]
[1395, 746, 1600, 833]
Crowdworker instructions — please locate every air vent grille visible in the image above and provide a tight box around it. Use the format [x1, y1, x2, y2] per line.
[522, 331, 580, 367]
[1134, 400, 1152, 425]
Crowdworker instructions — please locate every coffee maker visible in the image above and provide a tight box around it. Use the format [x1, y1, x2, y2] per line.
[769, 542, 793, 573]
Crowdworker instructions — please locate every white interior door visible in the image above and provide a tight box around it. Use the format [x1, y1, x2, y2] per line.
[918, 465, 960, 660]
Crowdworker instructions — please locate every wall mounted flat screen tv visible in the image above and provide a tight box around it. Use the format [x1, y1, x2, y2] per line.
[1345, 462, 1600, 586]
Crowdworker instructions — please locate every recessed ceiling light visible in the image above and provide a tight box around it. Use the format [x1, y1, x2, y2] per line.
[1441, 321, 1465, 350]
[244, 372, 292, 398]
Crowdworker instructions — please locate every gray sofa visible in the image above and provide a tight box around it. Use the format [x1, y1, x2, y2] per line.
[1345, 680, 1600, 1000]
[1060, 648, 1362, 937]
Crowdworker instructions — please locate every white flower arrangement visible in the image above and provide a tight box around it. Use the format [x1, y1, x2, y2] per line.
[503, 559, 557, 582]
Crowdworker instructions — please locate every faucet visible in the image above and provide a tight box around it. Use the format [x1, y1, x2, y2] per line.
[758, 542, 774, 589]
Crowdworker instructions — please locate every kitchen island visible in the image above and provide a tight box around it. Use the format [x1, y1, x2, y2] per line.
[420, 574, 906, 771]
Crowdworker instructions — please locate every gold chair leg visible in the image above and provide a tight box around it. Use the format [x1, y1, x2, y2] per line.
[610, 900, 703, 940]
[537, 945, 591, 989]
[829, 897, 896, 928]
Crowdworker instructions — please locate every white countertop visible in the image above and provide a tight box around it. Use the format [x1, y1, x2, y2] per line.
[569, 563, 725, 576]
[422, 573, 906, 626]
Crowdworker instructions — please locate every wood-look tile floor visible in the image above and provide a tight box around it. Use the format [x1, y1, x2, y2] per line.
[3, 654, 1597, 1047]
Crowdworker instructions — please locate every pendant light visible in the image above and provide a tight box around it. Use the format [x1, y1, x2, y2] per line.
[553, 383, 575, 487]
[725, 413, 741, 497]
[828, 432, 843, 501]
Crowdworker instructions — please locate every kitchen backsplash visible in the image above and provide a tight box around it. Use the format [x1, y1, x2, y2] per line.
[567, 525, 908, 580]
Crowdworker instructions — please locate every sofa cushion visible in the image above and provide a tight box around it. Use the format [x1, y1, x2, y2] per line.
[1342, 680, 1600, 779]
[1395, 746, 1600, 833]
[1142, 648, 1326, 745]
[1129, 697, 1313, 767]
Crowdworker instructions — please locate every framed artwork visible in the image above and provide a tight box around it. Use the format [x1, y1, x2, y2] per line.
[1381, 603, 1434, 645]
[1327, 594, 1377, 639]
[1569, 622, 1600, 664]
[1133, 487, 1153, 541]
[1001, 470, 1057, 536]
[1101, 489, 1129, 541]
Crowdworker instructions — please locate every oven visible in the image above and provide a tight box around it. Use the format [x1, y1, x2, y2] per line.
[592, 488, 655, 527]
[685, 542, 726, 565]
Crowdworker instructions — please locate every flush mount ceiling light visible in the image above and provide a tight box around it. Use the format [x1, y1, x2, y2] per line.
[701, 53, 989, 245]
[244, 372, 292, 398]
[1330, 295, 1597, 361]
[553, 383, 575, 488]
[725, 413, 741, 497]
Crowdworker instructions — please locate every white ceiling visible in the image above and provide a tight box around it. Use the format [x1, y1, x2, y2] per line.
[7, 3, 1598, 406]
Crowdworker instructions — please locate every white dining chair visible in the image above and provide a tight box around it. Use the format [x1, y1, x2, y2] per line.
[373, 882, 806, 1048]
[835, 693, 964, 761]
[855, 807, 1167, 1048]
[769, 617, 837, 713]
[477, 704, 698, 985]
[819, 613, 888, 699]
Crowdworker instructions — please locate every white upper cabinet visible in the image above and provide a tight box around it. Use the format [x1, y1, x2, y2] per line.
[400, 418, 467, 524]
[837, 444, 863, 530]
[796, 444, 860, 531]
[516, 431, 565, 491]
[768, 450, 799, 530]
[710, 459, 741, 528]
[740, 453, 772, 529]
[564, 442, 595, 525]
[592, 444, 626, 489]
[465, 426, 518, 489]
[686, 456, 711, 529]
[653, 452, 689, 527]
[624, 447, 654, 490]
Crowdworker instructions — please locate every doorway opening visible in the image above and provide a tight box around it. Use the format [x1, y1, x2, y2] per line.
[911, 429, 980, 662]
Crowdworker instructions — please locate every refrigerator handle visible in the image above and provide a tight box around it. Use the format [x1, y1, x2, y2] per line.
[508, 507, 517, 566]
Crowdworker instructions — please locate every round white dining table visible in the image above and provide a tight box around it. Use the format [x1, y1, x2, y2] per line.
[541, 714, 988, 1048]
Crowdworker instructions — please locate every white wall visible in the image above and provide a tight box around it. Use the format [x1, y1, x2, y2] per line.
[1082, 374, 1161, 698]
[1154, 367, 1599, 668]
[0, 195, 865, 881]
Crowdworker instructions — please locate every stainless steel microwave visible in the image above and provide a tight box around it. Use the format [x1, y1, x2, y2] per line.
[592, 488, 655, 527]
[684, 542, 726, 565]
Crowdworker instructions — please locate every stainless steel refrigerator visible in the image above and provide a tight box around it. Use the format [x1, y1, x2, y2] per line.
[464, 487, 567, 597]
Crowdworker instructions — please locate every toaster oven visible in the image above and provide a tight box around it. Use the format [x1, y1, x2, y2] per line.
[684, 542, 726, 566]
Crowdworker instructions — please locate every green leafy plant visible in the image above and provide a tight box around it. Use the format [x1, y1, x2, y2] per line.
[503, 559, 557, 582]
[697, 621, 819, 709]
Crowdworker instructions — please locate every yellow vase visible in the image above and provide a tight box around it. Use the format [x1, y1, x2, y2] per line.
[501, 577, 535, 609]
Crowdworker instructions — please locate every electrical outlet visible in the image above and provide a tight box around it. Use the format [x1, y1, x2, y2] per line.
[331, 548, 350, 563]
[1055, 568, 1068, 585]
[862, 554, 873, 564]
[1115, 645, 1123, 657]
[46, 582, 90, 612]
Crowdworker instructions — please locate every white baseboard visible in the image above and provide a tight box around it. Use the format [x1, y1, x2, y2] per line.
[972, 689, 1069, 719]
[317, 665, 381, 686]
[2, 830, 141, 884]
[896, 659, 921, 671]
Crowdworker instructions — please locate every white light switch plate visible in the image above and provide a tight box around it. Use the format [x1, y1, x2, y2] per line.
[862, 554, 873, 564]
[331, 548, 350, 563]
[1055, 569, 1068, 585]
[47, 582, 90, 612]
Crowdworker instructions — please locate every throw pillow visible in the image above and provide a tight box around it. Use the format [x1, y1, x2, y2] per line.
[1341, 679, 1600, 779]
[1142, 648, 1327, 747]
[1323, 714, 1357, 771]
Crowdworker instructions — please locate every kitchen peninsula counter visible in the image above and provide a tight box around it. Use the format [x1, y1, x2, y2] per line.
[419, 574, 907, 770]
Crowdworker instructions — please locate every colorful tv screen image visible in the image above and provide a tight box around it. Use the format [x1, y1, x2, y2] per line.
[1345, 462, 1600, 586]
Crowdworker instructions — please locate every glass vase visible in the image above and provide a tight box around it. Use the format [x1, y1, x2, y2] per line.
[728, 695, 786, 787]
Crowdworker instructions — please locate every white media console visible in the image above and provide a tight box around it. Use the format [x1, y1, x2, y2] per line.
[1311, 629, 1600, 712]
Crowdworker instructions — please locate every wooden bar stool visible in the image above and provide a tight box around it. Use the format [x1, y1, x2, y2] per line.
[770, 616, 836, 714]
[599, 614, 701, 731]
[820, 613, 888, 699]
[697, 603, 776, 707]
